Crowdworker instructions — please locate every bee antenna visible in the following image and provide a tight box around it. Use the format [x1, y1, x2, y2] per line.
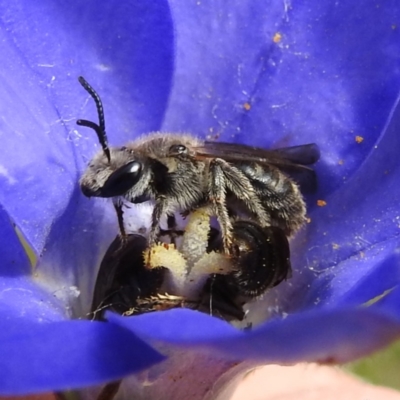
[77, 76, 111, 162]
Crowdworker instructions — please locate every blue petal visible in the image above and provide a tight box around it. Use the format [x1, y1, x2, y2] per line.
[106, 0, 400, 358]
[0, 315, 164, 395]
[0, 276, 65, 322]
[0, 205, 165, 395]
[0, 205, 30, 277]
[298, 238, 400, 310]
[146, 0, 400, 358]
[0, 0, 173, 254]
[2, 1, 400, 394]
[36, 188, 118, 315]
[164, 1, 400, 197]
[107, 288, 400, 364]
[288, 93, 400, 311]
[0, 205, 65, 319]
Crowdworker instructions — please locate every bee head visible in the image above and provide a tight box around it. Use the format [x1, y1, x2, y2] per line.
[77, 77, 148, 200]
[80, 146, 146, 198]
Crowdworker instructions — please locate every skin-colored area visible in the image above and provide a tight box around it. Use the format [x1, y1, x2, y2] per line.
[1, 364, 400, 400]
[230, 364, 400, 400]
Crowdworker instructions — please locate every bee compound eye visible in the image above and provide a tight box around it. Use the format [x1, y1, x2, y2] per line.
[169, 144, 187, 155]
[100, 161, 143, 197]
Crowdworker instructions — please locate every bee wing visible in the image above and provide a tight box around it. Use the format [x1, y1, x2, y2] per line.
[194, 141, 319, 164]
[192, 141, 320, 192]
[272, 143, 320, 165]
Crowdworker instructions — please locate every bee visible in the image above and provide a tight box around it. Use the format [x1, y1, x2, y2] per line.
[77, 76, 320, 258]
[90, 218, 291, 322]
[79, 75, 319, 400]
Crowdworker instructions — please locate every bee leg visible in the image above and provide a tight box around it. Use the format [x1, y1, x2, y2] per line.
[212, 159, 271, 227]
[208, 158, 272, 253]
[113, 201, 127, 239]
[208, 160, 234, 253]
[159, 214, 185, 244]
[167, 214, 177, 229]
[148, 196, 168, 248]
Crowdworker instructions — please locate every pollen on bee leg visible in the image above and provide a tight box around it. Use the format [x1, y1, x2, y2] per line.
[143, 243, 188, 294]
[143, 242, 179, 268]
[181, 251, 233, 298]
[180, 208, 211, 264]
[142, 208, 236, 299]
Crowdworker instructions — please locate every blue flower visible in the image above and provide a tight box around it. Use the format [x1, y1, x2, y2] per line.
[1, 1, 400, 398]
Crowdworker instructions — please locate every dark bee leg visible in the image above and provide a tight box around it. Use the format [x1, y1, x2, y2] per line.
[148, 197, 168, 247]
[208, 160, 234, 252]
[216, 159, 271, 226]
[159, 214, 185, 244]
[165, 214, 185, 237]
[208, 159, 271, 252]
[113, 201, 126, 239]
[167, 214, 176, 229]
